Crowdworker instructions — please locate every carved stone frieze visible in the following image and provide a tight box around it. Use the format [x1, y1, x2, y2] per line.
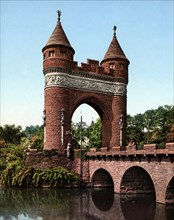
[45, 72, 127, 96]
[43, 67, 128, 84]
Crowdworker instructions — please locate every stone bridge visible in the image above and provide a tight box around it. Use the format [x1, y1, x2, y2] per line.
[25, 143, 174, 205]
[84, 143, 174, 205]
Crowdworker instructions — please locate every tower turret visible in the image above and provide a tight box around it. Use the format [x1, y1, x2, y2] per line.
[101, 26, 130, 149]
[42, 10, 75, 70]
[42, 11, 75, 151]
[101, 26, 129, 84]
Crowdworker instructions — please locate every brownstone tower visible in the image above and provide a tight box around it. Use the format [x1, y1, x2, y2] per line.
[100, 25, 129, 149]
[42, 12, 129, 151]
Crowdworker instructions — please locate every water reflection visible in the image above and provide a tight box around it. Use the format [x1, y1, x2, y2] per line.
[92, 188, 114, 211]
[0, 188, 173, 220]
[120, 194, 156, 220]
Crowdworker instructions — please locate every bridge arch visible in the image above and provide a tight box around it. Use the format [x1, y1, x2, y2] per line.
[165, 176, 174, 204]
[91, 168, 114, 188]
[88, 158, 174, 204]
[120, 166, 156, 195]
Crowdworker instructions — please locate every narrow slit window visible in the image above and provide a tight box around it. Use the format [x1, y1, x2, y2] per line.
[120, 63, 124, 70]
[61, 51, 66, 58]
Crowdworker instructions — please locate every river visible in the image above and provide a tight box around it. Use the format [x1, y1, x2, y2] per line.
[0, 188, 173, 220]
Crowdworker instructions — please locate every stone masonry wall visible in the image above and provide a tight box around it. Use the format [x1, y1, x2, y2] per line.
[25, 143, 174, 204]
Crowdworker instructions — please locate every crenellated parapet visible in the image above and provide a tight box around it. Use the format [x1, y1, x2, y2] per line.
[44, 58, 127, 82]
[43, 57, 128, 97]
[86, 142, 174, 161]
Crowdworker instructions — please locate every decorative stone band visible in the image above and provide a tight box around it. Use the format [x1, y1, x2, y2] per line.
[45, 72, 127, 96]
[43, 67, 128, 84]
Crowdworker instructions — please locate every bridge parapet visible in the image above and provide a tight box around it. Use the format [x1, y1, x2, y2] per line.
[86, 142, 174, 162]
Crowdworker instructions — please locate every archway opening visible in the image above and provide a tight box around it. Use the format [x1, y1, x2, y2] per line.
[120, 166, 156, 220]
[165, 177, 174, 204]
[71, 103, 102, 150]
[91, 168, 114, 188]
[120, 166, 155, 194]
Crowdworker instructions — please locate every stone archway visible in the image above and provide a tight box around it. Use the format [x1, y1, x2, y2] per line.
[120, 166, 155, 194]
[91, 168, 114, 188]
[70, 95, 110, 148]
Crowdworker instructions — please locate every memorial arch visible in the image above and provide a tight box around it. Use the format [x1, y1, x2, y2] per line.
[42, 12, 129, 151]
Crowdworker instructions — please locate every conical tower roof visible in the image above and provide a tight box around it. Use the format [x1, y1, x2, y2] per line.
[42, 11, 74, 54]
[102, 26, 128, 62]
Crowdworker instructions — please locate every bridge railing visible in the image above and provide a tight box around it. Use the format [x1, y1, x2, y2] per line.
[86, 142, 174, 158]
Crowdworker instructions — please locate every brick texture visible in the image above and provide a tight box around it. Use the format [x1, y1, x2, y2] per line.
[42, 21, 129, 151]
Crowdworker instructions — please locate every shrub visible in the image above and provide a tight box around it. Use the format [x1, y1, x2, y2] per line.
[0, 166, 81, 188]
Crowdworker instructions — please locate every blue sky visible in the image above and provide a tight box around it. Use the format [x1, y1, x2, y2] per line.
[1, 0, 173, 128]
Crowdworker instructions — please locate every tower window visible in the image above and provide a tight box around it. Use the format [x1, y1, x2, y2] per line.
[61, 51, 66, 58]
[120, 63, 124, 70]
[109, 63, 115, 69]
[43, 53, 46, 59]
[49, 50, 55, 57]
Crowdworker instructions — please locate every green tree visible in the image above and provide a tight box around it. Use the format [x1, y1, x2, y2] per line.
[24, 125, 44, 139]
[126, 105, 174, 146]
[0, 124, 26, 145]
[31, 135, 43, 150]
[126, 114, 145, 146]
[87, 118, 102, 150]
[150, 105, 174, 144]
[71, 119, 102, 150]
[71, 121, 88, 148]
[24, 125, 44, 149]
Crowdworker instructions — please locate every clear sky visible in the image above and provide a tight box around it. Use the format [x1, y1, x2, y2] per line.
[1, 0, 173, 128]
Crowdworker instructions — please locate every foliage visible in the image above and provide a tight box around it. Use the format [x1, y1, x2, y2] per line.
[71, 121, 88, 148]
[31, 135, 43, 150]
[0, 124, 80, 188]
[24, 125, 44, 150]
[0, 166, 81, 188]
[0, 124, 26, 145]
[86, 118, 102, 150]
[24, 125, 44, 138]
[0, 144, 26, 173]
[71, 118, 102, 150]
[127, 105, 174, 146]
[126, 114, 145, 146]
[0, 167, 34, 187]
[32, 167, 80, 187]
